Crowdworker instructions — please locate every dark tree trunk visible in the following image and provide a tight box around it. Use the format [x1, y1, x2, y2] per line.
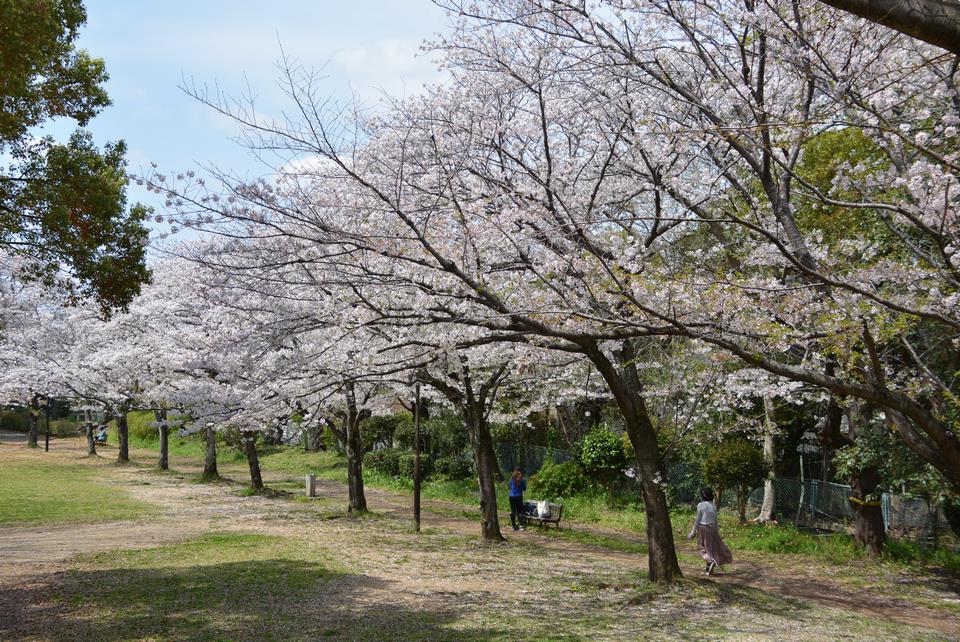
[244, 432, 264, 491]
[345, 420, 367, 513]
[116, 410, 129, 463]
[343, 383, 368, 514]
[485, 437, 504, 482]
[27, 396, 39, 448]
[818, 0, 960, 55]
[821, 399, 886, 555]
[202, 424, 219, 479]
[85, 422, 97, 456]
[736, 488, 749, 524]
[849, 466, 886, 555]
[590, 341, 682, 584]
[466, 408, 504, 542]
[305, 423, 325, 452]
[153, 409, 169, 471]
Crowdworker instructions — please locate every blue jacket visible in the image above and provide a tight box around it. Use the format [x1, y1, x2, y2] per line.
[509, 477, 526, 497]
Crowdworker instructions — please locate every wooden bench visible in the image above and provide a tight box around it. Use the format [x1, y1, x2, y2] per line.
[522, 501, 563, 529]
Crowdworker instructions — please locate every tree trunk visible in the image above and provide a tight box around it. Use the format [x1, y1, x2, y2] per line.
[737, 488, 748, 524]
[849, 466, 886, 555]
[757, 396, 777, 521]
[27, 396, 39, 448]
[202, 424, 219, 479]
[305, 423, 325, 452]
[154, 409, 169, 471]
[467, 408, 505, 542]
[486, 437, 504, 482]
[244, 432, 264, 491]
[85, 422, 97, 456]
[345, 420, 367, 513]
[343, 383, 368, 514]
[116, 410, 129, 463]
[818, 0, 960, 55]
[590, 341, 682, 584]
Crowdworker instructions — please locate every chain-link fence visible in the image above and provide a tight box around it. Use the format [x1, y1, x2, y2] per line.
[494, 443, 572, 476]
[747, 478, 946, 537]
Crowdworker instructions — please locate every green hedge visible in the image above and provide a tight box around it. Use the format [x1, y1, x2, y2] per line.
[433, 454, 474, 480]
[0, 409, 29, 432]
[364, 448, 433, 479]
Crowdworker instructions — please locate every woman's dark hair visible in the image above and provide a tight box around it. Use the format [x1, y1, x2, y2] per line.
[511, 466, 523, 484]
[700, 487, 715, 502]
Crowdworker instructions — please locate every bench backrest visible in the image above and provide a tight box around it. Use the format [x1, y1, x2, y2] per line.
[529, 501, 563, 520]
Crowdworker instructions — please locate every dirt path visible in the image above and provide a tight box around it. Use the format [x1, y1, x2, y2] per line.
[2, 438, 959, 639]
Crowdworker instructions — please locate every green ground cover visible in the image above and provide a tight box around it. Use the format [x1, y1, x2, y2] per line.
[52, 532, 345, 641]
[0, 458, 153, 526]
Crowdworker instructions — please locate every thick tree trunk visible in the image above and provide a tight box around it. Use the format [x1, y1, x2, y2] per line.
[343, 383, 368, 514]
[757, 396, 777, 521]
[590, 341, 682, 583]
[485, 437, 504, 482]
[305, 423, 325, 452]
[27, 397, 39, 448]
[818, 0, 960, 55]
[849, 466, 886, 555]
[821, 401, 886, 554]
[85, 422, 97, 455]
[345, 419, 367, 513]
[202, 424, 219, 479]
[737, 488, 749, 524]
[244, 432, 264, 491]
[467, 409, 505, 542]
[116, 410, 129, 463]
[154, 409, 169, 471]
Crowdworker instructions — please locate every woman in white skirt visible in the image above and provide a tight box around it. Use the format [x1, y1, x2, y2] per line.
[687, 487, 733, 575]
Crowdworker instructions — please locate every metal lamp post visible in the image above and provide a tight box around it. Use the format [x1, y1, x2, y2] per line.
[43, 396, 51, 452]
[414, 382, 421, 532]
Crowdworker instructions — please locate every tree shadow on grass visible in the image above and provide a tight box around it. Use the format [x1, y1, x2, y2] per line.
[1, 559, 513, 642]
[695, 577, 811, 617]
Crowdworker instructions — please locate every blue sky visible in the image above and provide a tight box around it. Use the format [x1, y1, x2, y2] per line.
[70, 1, 450, 232]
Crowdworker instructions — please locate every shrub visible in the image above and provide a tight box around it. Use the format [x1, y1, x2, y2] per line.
[364, 448, 401, 477]
[434, 454, 474, 480]
[49, 418, 80, 437]
[531, 460, 589, 499]
[579, 426, 630, 501]
[704, 439, 767, 523]
[364, 448, 433, 479]
[396, 451, 433, 479]
[0, 409, 29, 432]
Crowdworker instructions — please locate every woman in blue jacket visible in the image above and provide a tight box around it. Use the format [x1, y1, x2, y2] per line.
[508, 466, 527, 531]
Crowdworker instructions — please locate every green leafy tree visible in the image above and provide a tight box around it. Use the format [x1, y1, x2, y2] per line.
[1, 0, 150, 313]
[704, 439, 766, 524]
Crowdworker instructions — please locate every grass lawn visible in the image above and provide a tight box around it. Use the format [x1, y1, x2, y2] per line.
[0, 457, 153, 526]
[51, 532, 345, 641]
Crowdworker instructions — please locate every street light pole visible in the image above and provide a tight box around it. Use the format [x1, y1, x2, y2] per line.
[44, 397, 50, 452]
[414, 382, 421, 532]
